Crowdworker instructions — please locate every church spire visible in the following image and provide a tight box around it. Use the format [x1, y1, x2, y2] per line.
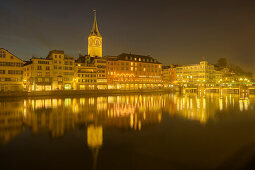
[90, 10, 101, 37]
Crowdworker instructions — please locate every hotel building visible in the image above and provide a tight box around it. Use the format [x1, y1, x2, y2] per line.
[107, 53, 162, 89]
[176, 60, 217, 87]
[0, 48, 24, 91]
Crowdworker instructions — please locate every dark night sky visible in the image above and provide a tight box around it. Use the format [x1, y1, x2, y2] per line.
[1, 0, 255, 72]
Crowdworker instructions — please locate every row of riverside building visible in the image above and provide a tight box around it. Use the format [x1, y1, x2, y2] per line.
[0, 47, 249, 92]
[0, 12, 251, 92]
[0, 48, 162, 91]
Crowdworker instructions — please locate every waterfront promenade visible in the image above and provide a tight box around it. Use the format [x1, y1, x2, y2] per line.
[1, 85, 255, 98]
[0, 89, 174, 98]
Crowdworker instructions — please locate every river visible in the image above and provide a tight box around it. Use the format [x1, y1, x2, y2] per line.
[1, 93, 255, 169]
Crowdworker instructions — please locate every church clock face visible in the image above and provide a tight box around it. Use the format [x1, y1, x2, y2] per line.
[89, 39, 93, 46]
[94, 38, 102, 46]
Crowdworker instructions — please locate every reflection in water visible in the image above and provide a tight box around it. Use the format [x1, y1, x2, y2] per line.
[0, 101, 24, 145]
[87, 125, 103, 170]
[0, 93, 254, 145]
[0, 93, 255, 168]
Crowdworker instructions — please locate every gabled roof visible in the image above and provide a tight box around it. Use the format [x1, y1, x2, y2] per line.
[0, 48, 24, 62]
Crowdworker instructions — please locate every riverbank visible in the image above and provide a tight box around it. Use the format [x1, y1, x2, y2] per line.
[0, 89, 175, 99]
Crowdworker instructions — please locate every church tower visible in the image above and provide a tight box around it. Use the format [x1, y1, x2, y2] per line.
[88, 10, 102, 57]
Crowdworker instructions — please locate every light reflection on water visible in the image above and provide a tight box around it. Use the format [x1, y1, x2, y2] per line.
[1, 93, 255, 169]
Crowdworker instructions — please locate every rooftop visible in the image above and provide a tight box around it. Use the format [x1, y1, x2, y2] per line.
[107, 53, 161, 64]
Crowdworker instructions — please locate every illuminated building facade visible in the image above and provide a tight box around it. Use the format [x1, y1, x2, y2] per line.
[94, 57, 108, 89]
[23, 58, 53, 91]
[74, 55, 107, 90]
[162, 65, 177, 87]
[107, 53, 162, 89]
[0, 48, 24, 91]
[46, 50, 75, 90]
[74, 56, 97, 90]
[176, 60, 216, 86]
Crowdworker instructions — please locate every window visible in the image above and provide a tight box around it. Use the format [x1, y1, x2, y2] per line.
[0, 70, 5, 74]
[0, 62, 22, 67]
[46, 66, 50, 70]
[8, 70, 22, 74]
[37, 72, 42, 76]
[0, 51, 6, 58]
[37, 66, 42, 70]
[59, 55, 61, 59]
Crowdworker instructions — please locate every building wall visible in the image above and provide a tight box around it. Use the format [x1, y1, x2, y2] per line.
[94, 57, 107, 89]
[47, 50, 75, 90]
[107, 54, 162, 89]
[176, 61, 216, 86]
[162, 65, 176, 87]
[0, 48, 24, 91]
[74, 62, 97, 90]
[23, 58, 53, 91]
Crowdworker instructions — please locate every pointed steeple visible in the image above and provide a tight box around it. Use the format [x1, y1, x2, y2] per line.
[90, 10, 101, 37]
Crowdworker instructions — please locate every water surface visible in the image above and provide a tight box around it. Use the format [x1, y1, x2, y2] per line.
[1, 93, 255, 169]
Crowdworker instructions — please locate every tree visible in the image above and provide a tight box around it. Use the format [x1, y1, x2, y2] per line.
[216, 58, 227, 68]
